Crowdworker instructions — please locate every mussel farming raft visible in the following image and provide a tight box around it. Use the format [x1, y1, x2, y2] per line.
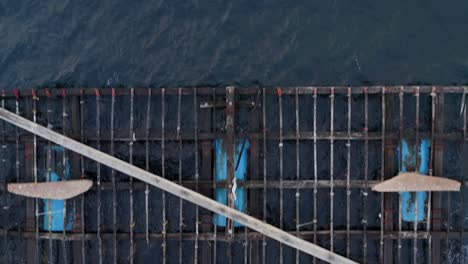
[0, 86, 467, 263]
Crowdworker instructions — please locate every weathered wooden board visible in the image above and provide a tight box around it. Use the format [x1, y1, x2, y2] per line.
[372, 172, 460, 192]
[8, 179, 93, 200]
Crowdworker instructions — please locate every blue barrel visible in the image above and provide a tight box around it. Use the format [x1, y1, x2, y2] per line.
[43, 146, 74, 231]
[397, 139, 431, 222]
[213, 138, 249, 227]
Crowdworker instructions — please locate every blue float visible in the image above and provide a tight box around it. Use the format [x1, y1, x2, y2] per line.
[397, 138, 431, 222]
[43, 146, 74, 231]
[214, 138, 249, 227]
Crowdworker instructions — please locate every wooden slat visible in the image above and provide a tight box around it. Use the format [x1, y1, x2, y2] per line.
[8, 179, 93, 199]
[372, 173, 460, 192]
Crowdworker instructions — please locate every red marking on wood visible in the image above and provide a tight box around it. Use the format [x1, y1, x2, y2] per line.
[276, 87, 283, 97]
[13, 88, 19, 99]
[31, 88, 37, 99]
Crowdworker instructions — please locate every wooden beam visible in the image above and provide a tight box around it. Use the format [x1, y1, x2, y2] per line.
[69, 95, 84, 263]
[1, 86, 468, 99]
[23, 98, 37, 264]
[225, 86, 236, 263]
[0, 105, 356, 264]
[199, 91, 213, 264]
[248, 89, 261, 264]
[432, 92, 444, 263]
[383, 93, 395, 264]
[4, 228, 468, 242]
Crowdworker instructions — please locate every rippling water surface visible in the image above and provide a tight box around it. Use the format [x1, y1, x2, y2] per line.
[1, 1, 468, 88]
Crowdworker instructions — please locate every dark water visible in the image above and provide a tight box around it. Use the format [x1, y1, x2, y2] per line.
[1, 1, 468, 88]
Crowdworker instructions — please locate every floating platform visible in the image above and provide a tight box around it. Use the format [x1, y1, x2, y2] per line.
[0, 86, 467, 263]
